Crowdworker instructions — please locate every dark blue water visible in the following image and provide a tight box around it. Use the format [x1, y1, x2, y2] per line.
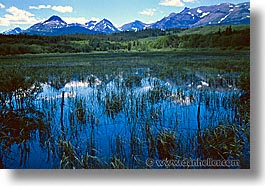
[0, 70, 242, 169]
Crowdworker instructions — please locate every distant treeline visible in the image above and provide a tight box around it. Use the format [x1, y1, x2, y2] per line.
[151, 26, 250, 50]
[0, 26, 249, 55]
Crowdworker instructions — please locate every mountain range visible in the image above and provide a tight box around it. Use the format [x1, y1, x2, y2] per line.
[2, 2, 250, 36]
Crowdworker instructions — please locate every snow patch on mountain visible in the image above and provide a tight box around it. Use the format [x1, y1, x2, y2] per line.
[197, 8, 203, 14]
[218, 13, 231, 24]
[200, 12, 210, 18]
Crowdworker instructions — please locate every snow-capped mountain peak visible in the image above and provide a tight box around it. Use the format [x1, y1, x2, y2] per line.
[3, 27, 23, 35]
[2, 2, 250, 36]
[26, 15, 68, 34]
[93, 18, 120, 33]
[150, 2, 250, 29]
[42, 15, 67, 28]
[120, 20, 149, 32]
[85, 20, 100, 30]
[43, 15, 67, 25]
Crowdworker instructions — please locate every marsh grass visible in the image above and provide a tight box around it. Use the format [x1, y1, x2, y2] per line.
[75, 98, 87, 124]
[157, 129, 177, 160]
[59, 138, 104, 169]
[0, 50, 250, 169]
[198, 123, 248, 168]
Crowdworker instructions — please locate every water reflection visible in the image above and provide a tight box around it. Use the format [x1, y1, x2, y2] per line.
[0, 69, 247, 169]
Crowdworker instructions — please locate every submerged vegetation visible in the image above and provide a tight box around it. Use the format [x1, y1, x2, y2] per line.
[0, 24, 250, 169]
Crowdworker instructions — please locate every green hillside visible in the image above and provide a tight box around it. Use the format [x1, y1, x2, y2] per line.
[0, 24, 250, 56]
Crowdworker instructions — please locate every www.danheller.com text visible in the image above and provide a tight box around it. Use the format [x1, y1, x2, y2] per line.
[146, 158, 240, 168]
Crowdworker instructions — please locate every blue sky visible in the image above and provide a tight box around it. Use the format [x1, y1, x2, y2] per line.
[0, 0, 249, 32]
